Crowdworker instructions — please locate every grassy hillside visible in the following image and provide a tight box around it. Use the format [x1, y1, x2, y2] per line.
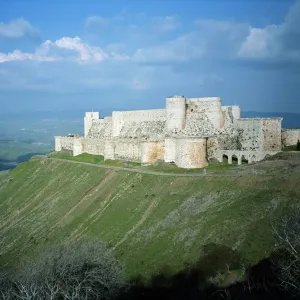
[0, 155, 299, 281]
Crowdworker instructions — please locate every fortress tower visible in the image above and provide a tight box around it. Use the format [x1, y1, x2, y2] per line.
[166, 95, 186, 134]
[185, 97, 225, 130]
[84, 112, 99, 137]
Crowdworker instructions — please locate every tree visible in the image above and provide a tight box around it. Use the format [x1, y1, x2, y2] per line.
[0, 239, 127, 300]
[272, 209, 300, 296]
[296, 140, 300, 151]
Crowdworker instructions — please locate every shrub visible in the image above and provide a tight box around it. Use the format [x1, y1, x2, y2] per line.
[296, 140, 300, 151]
[0, 239, 127, 300]
[272, 209, 300, 296]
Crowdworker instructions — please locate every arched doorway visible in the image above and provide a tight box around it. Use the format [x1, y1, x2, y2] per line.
[222, 154, 229, 163]
[241, 155, 248, 164]
[232, 154, 238, 164]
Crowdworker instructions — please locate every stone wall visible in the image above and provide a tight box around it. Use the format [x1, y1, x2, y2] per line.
[164, 139, 177, 163]
[104, 141, 115, 160]
[236, 119, 262, 151]
[182, 98, 224, 137]
[282, 129, 300, 147]
[141, 141, 165, 164]
[55, 137, 62, 151]
[79, 139, 143, 162]
[54, 136, 76, 151]
[207, 137, 219, 160]
[175, 138, 208, 169]
[87, 117, 112, 139]
[73, 138, 84, 156]
[112, 109, 166, 137]
[186, 97, 224, 130]
[114, 141, 141, 162]
[223, 118, 282, 153]
[117, 120, 165, 139]
[216, 149, 279, 164]
[222, 106, 241, 122]
[261, 119, 282, 151]
[83, 138, 105, 155]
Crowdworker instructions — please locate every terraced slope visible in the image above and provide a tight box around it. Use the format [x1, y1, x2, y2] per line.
[0, 156, 299, 280]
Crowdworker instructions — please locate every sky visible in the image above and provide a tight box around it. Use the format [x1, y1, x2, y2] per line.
[0, 0, 299, 114]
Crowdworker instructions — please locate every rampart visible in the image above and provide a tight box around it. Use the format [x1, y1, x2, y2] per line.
[55, 136, 76, 152]
[112, 109, 166, 138]
[235, 118, 282, 152]
[54, 95, 286, 169]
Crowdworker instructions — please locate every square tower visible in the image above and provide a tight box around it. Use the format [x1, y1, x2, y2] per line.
[84, 112, 99, 137]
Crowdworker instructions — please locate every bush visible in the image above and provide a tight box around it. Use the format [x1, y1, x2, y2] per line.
[296, 140, 300, 151]
[272, 209, 300, 296]
[0, 239, 127, 300]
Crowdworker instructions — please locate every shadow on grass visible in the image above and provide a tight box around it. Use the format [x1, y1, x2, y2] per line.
[0, 242, 294, 300]
[118, 243, 293, 300]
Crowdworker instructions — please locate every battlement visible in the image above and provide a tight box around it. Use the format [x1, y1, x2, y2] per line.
[186, 97, 221, 102]
[85, 112, 99, 119]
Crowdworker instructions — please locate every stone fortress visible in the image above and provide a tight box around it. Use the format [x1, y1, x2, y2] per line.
[55, 95, 299, 169]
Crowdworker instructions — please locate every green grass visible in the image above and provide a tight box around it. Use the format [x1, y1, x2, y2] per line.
[142, 161, 238, 174]
[0, 157, 299, 280]
[50, 152, 105, 164]
[49, 152, 141, 168]
[0, 170, 9, 177]
[49, 151, 236, 174]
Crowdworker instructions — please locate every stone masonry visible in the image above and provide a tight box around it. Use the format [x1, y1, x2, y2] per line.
[55, 96, 286, 169]
[282, 129, 300, 147]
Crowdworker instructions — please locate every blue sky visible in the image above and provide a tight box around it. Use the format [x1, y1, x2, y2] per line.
[0, 0, 299, 114]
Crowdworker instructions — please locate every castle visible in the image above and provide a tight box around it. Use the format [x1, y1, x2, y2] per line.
[54, 96, 298, 169]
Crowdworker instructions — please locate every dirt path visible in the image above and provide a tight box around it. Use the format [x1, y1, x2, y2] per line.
[45, 158, 238, 177]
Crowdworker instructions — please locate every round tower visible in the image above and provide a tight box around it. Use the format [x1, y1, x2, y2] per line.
[166, 95, 186, 134]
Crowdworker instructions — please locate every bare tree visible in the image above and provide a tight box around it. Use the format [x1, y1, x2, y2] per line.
[272, 208, 300, 296]
[0, 238, 127, 300]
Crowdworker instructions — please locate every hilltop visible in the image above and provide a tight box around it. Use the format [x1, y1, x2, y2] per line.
[0, 152, 300, 282]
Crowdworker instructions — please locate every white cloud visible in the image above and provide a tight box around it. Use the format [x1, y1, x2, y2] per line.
[238, 0, 300, 62]
[0, 36, 107, 64]
[43, 36, 108, 63]
[85, 13, 181, 49]
[0, 18, 39, 39]
[0, 49, 58, 63]
[131, 19, 248, 63]
[129, 1, 300, 66]
[132, 33, 206, 63]
[238, 25, 278, 59]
